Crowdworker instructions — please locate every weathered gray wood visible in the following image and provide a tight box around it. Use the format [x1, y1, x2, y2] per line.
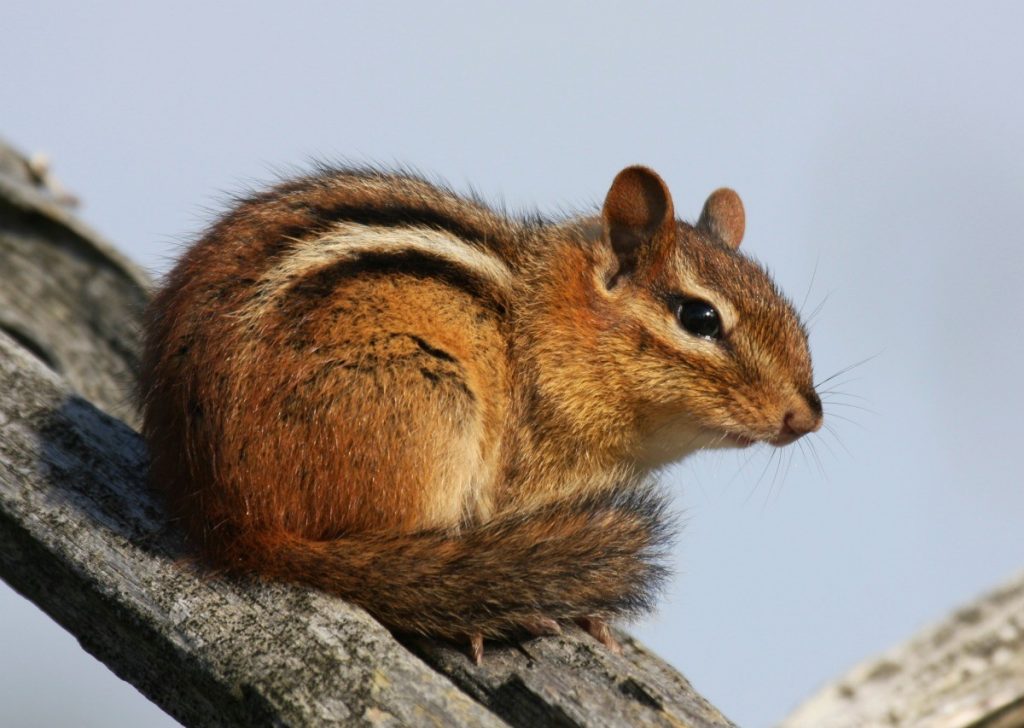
[780, 572, 1024, 728]
[0, 137, 150, 429]
[0, 137, 737, 727]
[407, 628, 733, 727]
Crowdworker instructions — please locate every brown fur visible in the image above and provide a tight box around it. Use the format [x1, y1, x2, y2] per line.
[140, 164, 821, 644]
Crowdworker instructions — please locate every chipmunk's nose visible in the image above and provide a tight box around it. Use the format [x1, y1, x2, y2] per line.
[777, 390, 823, 444]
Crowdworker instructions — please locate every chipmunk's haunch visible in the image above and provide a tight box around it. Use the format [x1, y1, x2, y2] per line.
[141, 165, 822, 661]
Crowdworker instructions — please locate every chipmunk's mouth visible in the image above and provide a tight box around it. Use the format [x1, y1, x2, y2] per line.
[722, 420, 818, 448]
[722, 432, 757, 448]
[768, 431, 802, 447]
[722, 431, 798, 448]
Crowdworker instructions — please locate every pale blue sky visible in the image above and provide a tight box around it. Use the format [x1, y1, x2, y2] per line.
[2, 3, 1023, 726]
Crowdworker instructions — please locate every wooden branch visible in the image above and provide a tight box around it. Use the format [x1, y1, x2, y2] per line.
[0, 138, 150, 429]
[0, 137, 736, 727]
[780, 571, 1024, 728]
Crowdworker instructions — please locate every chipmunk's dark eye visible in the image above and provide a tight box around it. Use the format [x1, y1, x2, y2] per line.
[675, 299, 722, 339]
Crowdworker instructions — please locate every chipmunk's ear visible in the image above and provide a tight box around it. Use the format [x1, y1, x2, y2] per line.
[602, 166, 676, 282]
[698, 188, 745, 250]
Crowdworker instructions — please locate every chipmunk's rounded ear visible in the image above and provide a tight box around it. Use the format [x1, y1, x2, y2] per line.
[698, 188, 745, 250]
[602, 166, 676, 281]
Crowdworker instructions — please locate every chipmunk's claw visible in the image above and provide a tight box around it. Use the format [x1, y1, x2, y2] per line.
[576, 616, 622, 655]
[468, 632, 485, 665]
[520, 616, 562, 637]
[465, 617, 561, 664]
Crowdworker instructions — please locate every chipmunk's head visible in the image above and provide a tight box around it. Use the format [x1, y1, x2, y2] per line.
[595, 166, 821, 466]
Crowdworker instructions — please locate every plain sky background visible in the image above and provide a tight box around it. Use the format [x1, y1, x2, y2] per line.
[2, 3, 1023, 726]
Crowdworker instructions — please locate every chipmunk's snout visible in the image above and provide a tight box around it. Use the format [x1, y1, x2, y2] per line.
[774, 390, 823, 445]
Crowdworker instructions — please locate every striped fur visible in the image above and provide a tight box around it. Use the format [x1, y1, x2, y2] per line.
[233, 221, 515, 331]
[141, 164, 820, 648]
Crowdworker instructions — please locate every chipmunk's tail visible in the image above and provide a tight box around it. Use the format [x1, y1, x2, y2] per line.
[215, 484, 673, 640]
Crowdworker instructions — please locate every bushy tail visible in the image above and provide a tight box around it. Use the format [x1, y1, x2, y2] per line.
[218, 484, 673, 640]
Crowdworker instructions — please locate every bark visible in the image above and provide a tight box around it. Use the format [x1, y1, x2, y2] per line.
[0, 137, 736, 728]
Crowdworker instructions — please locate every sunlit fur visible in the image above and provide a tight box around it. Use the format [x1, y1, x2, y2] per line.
[140, 165, 820, 641]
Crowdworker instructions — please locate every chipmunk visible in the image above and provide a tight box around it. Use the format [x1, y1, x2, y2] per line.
[140, 164, 822, 663]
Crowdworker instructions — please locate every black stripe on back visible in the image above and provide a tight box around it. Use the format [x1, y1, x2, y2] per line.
[280, 249, 507, 318]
